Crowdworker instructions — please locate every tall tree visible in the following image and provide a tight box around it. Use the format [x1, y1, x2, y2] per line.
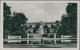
[59, 3, 77, 36]
[66, 3, 77, 35]
[3, 3, 12, 36]
[3, 2, 11, 28]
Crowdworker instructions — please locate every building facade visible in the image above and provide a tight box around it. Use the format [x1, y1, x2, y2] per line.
[25, 21, 60, 34]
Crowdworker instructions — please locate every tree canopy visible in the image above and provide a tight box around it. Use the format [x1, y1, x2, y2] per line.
[59, 3, 77, 36]
[33, 23, 40, 33]
[43, 25, 50, 33]
[3, 3, 28, 36]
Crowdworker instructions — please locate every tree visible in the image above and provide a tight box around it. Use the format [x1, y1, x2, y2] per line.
[66, 3, 77, 36]
[55, 20, 60, 33]
[3, 3, 28, 36]
[33, 23, 40, 33]
[43, 25, 50, 33]
[3, 3, 12, 36]
[58, 14, 69, 35]
[10, 12, 28, 35]
[59, 3, 77, 36]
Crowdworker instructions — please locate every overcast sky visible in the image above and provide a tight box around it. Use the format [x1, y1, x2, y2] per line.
[6, 1, 68, 22]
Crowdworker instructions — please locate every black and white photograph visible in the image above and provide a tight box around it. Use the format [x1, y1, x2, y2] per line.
[1, 1, 79, 48]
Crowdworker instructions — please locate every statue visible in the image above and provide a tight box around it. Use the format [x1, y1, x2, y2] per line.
[39, 21, 44, 35]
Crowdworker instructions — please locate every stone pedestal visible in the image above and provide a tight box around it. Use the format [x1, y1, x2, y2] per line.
[61, 35, 64, 42]
[54, 33, 56, 44]
[27, 33, 29, 44]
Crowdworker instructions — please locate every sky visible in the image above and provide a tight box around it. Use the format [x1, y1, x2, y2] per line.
[5, 1, 68, 23]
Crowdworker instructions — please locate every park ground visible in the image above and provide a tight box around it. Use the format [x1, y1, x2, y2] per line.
[3, 43, 77, 48]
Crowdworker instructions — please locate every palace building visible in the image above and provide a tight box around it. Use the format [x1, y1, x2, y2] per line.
[24, 21, 60, 35]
